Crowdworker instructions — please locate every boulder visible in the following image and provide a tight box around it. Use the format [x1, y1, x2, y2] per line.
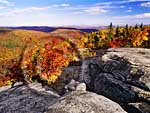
[47, 91, 127, 113]
[94, 73, 137, 103]
[75, 83, 86, 91]
[0, 83, 59, 113]
[124, 102, 150, 113]
[102, 48, 150, 88]
[79, 48, 150, 111]
[64, 79, 86, 92]
[51, 66, 80, 95]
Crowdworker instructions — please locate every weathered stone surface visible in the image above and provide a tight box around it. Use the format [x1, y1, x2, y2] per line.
[0, 48, 150, 113]
[0, 84, 126, 113]
[75, 83, 86, 91]
[0, 83, 59, 113]
[102, 48, 150, 87]
[51, 66, 80, 95]
[65, 79, 79, 91]
[79, 57, 138, 103]
[79, 48, 150, 111]
[124, 102, 150, 113]
[79, 57, 101, 90]
[94, 73, 137, 103]
[46, 91, 127, 113]
[64, 79, 86, 92]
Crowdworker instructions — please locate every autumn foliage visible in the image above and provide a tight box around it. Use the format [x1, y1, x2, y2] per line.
[0, 31, 78, 86]
[21, 39, 74, 84]
[1, 24, 150, 86]
[79, 24, 150, 49]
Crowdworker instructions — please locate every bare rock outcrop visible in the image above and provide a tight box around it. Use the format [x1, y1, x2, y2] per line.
[0, 48, 150, 113]
[0, 83, 126, 113]
[79, 48, 150, 112]
[102, 48, 150, 87]
[0, 83, 59, 113]
[47, 91, 127, 113]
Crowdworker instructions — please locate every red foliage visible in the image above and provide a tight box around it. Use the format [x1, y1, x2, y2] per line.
[108, 39, 123, 48]
[0, 77, 12, 87]
[20, 38, 73, 84]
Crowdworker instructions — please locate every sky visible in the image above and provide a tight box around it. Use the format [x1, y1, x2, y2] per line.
[0, 0, 150, 26]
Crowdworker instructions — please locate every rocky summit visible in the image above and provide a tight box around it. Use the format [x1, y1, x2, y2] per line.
[0, 48, 150, 113]
[47, 91, 127, 113]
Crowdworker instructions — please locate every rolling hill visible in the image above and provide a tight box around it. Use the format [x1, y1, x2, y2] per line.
[50, 28, 85, 39]
[1, 26, 98, 33]
[0, 29, 84, 78]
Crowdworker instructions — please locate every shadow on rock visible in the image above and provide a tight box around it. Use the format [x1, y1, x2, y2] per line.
[0, 83, 59, 113]
[79, 48, 150, 113]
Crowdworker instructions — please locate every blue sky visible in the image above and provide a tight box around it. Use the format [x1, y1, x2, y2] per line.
[0, 0, 150, 26]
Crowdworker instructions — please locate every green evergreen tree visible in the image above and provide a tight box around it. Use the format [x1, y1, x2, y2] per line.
[140, 22, 144, 29]
[109, 22, 113, 31]
[135, 24, 138, 29]
[94, 35, 99, 49]
[108, 22, 113, 40]
[122, 29, 126, 38]
[125, 24, 129, 38]
[125, 24, 129, 33]
[115, 25, 120, 37]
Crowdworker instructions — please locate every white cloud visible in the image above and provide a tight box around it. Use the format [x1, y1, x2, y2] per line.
[114, 13, 150, 19]
[60, 4, 70, 7]
[20, 6, 49, 12]
[136, 13, 150, 18]
[128, 7, 132, 9]
[122, 0, 150, 3]
[120, 5, 125, 8]
[0, 3, 71, 17]
[84, 6, 108, 15]
[96, 2, 113, 5]
[126, 9, 132, 12]
[95, 2, 119, 9]
[0, 0, 9, 4]
[0, 6, 6, 9]
[120, 0, 150, 4]
[72, 11, 83, 14]
[96, 0, 150, 5]
[125, 7, 133, 12]
[13, 6, 50, 13]
[52, 3, 70, 7]
[0, 0, 14, 6]
[55, 4, 110, 14]
[127, 0, 149, 2]
[0, 13, 54, 26]
[141, 2, 150, 7]
[0, 6, 51, 17]
[0, 1, 149, 26]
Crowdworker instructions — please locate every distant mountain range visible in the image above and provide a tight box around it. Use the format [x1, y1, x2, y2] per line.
[0, 26, 107, 33]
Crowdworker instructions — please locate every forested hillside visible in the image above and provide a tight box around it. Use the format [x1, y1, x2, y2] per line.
[79, 23, 150, 49]
[0, 24, 150, 87]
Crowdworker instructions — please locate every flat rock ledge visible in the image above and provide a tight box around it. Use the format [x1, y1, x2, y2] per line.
[0, 83, 126, 113]
[46, 91, 127, 113]
[0, 83, 59, 113]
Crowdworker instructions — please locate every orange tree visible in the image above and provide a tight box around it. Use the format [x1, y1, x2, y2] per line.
[78, 25, 150, 49]
[128, 28, 148, 47]
[0, 36, 79, 86]
[21, 38, 77, 84]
